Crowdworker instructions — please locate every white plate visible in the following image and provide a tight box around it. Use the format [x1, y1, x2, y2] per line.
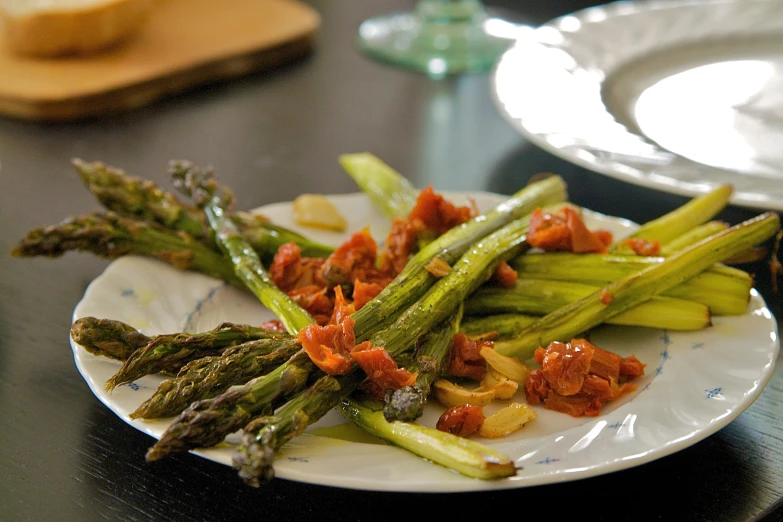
[491, 0, 783, 211]
[71, 192, 779, 492]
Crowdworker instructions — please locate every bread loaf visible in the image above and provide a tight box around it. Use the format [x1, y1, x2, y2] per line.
[1, 0, 156, 57]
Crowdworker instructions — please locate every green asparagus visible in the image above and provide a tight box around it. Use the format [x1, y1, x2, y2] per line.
[131, 337, 301, 419]
[169, 160, 316, 335]
[495, 212, 781, 360]
[466, 279, 711, 330]
[106, 322, 290, 390]
[613, 184, 733, 251]
[11, 212, 243, 286]
[73, 158, 334, 261]
[461, 314, 538, 339]
[659, 221, 729, 254]
[511, 252, 753, 316]
[338, 153, 419, 219]
[146, 349, 315, 461]
[70, 316, 151, 361]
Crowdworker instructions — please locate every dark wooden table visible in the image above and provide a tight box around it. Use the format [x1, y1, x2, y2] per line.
[2, 1, 781, 521]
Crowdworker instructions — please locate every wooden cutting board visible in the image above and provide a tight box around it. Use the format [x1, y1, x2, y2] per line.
[0, 0, 320, 121]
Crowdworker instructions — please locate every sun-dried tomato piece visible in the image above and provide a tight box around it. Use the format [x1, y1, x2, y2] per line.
[490, 261, 518, 288]
[624, 237, 661, 256]
[538, 340, 594, 396]
[351, 343, 417, 400]
[523, 370, 550, 405]
[528, 207, 613, 253]
[447, 333, 490, 382]
[378, 217, 426, 277]
[407, 185, 476, 236]
[350, 279, 385, 310]
[525, 338, 645, 418]
[528, 208, 571, 251]
[321, 228, 383, 287]
[259, 319, 286, 333]
[287, 285, 334, 326]
[296, 292, 358, 375]
[436, 404, 485, 436]
[269, 242, 327, 292]
[565, 207, 610, 254]
[379, 186, 476, 276]
[619, 354, 647, 378]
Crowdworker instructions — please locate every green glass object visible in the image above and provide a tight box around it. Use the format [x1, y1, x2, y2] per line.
[357, 1, 519, 78]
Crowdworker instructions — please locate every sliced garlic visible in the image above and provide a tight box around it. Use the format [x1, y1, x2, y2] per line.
[292, 194, 347, 231]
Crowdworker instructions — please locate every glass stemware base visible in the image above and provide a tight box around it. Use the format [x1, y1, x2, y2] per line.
[357, 1, 518, 77]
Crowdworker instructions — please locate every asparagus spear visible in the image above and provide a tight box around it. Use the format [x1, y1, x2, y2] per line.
[146, 349, 315, 461]
[510, 253, 753, 316]
[130, 337, 301, 419]
[73, 158, 209, 237]
[169, 160, 316, 335]
[11, 212, 243, 286]
[70, 316, 151, 361]
[106, 322, 290, 390]
[659, 220, 729, 254]
[383, 304, 463, 422]
[338, 395, 516, 480]
[225, 208, 536, 484]
[461, 314, 538, 339]
[73, 159, 334, 261]
[613, 184, 733, 250]
[466, 279, 711, 331]
[495, 212, 781, 360]
[338, 153, 419, 219]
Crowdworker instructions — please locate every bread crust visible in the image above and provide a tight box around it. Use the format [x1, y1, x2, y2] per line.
[1, 0, 156, 57]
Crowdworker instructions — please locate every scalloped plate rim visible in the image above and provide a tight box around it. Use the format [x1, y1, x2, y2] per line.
[490, 0, 783, 211]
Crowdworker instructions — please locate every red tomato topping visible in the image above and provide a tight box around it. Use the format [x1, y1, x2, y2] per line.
[379, 186, 476, 276]
[447, 333, 490, 382]
[269, 243, 326, 291]
[525, 338, 645, 417]
[490, 261, 518, 288]
[259, 319, 286, 333]
[378, 217, 426, 276]
[296, 294, 358, 375]
[619, 354, 647, 377]
[321, 228, 386, 288]
[436, 404, 485, 436]
[407, 185, 476, 235]
[328, 285, 356, 326]
[624, 238, 661, 256]
[287, 285, 334, 326]
[351, 344, 417, 400]
[528, 207, 613, 254]
[535, 340, 594, 396]
[565, 207, 609, 253]
[350, 279, 385, 310]
[528, 208, 571, 251]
